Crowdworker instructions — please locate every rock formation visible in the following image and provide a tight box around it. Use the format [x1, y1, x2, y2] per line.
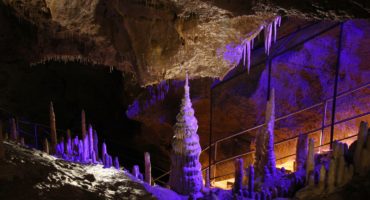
[49, 102, 57, 154]
[144, 152, 152, 185]
[295, 133, 308, 171]
[169, 74, 203, 197]
[255, 88, 276, 177]
[232, 158, 244, 195]
[10, 118, 18, 142]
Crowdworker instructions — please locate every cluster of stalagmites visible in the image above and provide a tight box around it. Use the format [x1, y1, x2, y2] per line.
[0, 102, 153, 186]
[229, 89, 370, 199]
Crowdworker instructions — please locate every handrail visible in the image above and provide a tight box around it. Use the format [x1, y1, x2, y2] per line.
[153, 82, 369, 183]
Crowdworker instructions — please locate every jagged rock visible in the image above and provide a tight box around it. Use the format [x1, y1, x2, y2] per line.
[169, 74, 203, 197]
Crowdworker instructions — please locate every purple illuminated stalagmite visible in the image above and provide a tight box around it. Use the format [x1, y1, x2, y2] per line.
[102, 142, 107, 164]
[114, 156, 120, 170]
[49, 102, 57, 154]
[305, 139, 314, 184]
[88, 124, 94, 160]
[255, 88, 276, 177]
[233, 158, 244, 194]
[93, 130, 99, 160]
[169, 74, 203, 197]
[144, 152, 152, 185]
[248, 165, 255, 198]
[10, 118, 18, 142]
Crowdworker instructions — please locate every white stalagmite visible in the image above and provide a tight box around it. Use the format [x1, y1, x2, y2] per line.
[255, 88, 276, 177]
[169, 74, 203, 197]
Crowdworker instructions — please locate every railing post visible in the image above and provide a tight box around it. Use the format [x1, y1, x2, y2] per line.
[329, 22, 343, 149]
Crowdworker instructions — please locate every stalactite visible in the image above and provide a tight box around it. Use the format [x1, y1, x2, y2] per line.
[10, 118, 18, 142]
[264, 22, 272, 56]
[233, 158, 244, 195]
[50, 102, 57, 155]
[144, 152, 152, 185]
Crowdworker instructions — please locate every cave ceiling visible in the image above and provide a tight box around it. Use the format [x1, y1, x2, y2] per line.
[1, 0, 368, 86]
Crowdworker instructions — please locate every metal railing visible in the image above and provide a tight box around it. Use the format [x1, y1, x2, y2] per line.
[153, 81, 370, 185]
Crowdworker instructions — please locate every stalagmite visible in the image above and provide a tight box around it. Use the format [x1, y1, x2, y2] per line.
[10, 118, 18, 142]
[66, 129, 72, 157]
[43, 138, 49, 154]
[88, 124, 94, 159]
[144, 152, 152, 185]
[50, 102, 57, 154]
[204, 168, 210, 188]
[0, 123, 5, 159]
[248, 165, 254, 198]
[104, 154, 110, 168]
[114, 156, 120, 170]
[255, 88, 276, 177]
[295, 133, 308, 171]
[93, 130, 99, 160]
[132, 165, 140, 178]
[169, 74, 203, 197]
[306, 139, 315, 184]
[81, 110, 87, 139]
[92, 151, 96, 164]
[78, 140, 84, 162]
[83, 135, 89, 162]
[102, 142, 107, 164]
[327, 159, 336, 193]
[20, 137, 25, 146]
[233, 158, 244, 194]
[354, 121, 368, 173]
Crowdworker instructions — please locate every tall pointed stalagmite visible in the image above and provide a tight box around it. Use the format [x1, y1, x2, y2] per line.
[169, 74, 203, 197]
[10, 118, 18, 142]
[255, 88, 276, 177]
[81, 110, 87, 139]
[50, 102, 57, 154]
